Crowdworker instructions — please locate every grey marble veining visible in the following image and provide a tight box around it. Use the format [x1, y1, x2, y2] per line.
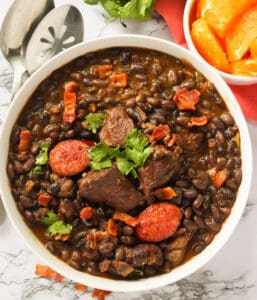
[0, 0, 257, 299]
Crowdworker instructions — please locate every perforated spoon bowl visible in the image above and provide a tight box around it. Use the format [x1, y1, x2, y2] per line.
[25, 5, 84, 75]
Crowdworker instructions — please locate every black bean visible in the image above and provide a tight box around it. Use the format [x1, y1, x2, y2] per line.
[131, 63, 147, 74]
[212, 117, 225, 130]
[233, 168, 242, 184]
[7, 163, 15, 180]
[175, 180, 189, 188]
[205, 216, 221, 232]
[123, 225, 134, 236]
[115, 248, 125, 261]
[183, 189, 198, 199]
[193, 194, 203, 209]
[183, 219, 198, 231]
[47, 182, 60, 196]
[194, 215, 205, 228]
[46, 242, 60, 256]
[20, 195, 34, 208]
[120, 51, 131, 64]
[165, 249, 184, 266]
[181, 79, 195, 89]
[71, 250, 81, 262]
[211, 203, 220, 220]
[225, 178, 238, 191]
[176, 115, 190, 127]
[219, 206, 231, 215]
[135, 74, 148, 81]
[120, 236, 136, 246]
[220, 112, 234, 126]
[24, 210, 34, 222]
[14, 160, 24, 174]
[184, 207, 192, 219]
[192, 242, 205, 254]
[151, 80, 163, 93]
[68, 258, 81, 270]
[167, 69, 178, 86]
[30, 143, 40, 155]
[70, 72, 82, 81]
[43, 124, 59, 136]
[98, 241, 114, 255]
[61, 250, 71, 261]
[146, 97, 160, 107]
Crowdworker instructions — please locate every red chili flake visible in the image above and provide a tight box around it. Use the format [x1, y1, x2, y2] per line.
[37, 194, 53, 207]
[213, 170, 227, 187]
[150, 124, 170, 142]
[173, 88, 200, 110]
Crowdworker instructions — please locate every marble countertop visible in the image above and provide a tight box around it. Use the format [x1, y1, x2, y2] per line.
[0, 1, 257, 299]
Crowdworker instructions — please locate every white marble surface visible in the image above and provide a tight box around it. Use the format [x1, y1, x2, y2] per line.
[0, 1, 257, 299]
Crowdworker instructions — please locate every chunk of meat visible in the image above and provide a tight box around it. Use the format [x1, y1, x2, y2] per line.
[138, 146, 182, 198]
[124, 244, 163, 267]
[99, 106, 134, 147]
[135, 202, 182, 242]
[58, 199, 76, 218]
[176, 132, 204, 152]
[78, 167, 145, 212]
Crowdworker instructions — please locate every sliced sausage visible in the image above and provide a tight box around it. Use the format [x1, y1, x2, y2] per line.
[49, 140, 89, 176]
[135, 202, 182, 242]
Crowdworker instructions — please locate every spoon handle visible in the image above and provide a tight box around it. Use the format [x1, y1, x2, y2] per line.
[11, 60, 27, 99]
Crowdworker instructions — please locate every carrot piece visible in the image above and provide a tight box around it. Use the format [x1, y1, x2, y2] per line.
[25, 180, 35, 194]
[113, 211, 138, 227]
[107, 219, 119, 236]
[35, 264, 64, 282]
[18, 130, 32, 154]
[63, 81, 78, 124]
[150, 124, 170, 142]
[153, 187, 177, 201]
[75, 283, 88, 291]
[80, 206, 93, 220]
[38, 194, 52, 207]
[92, 65, 113, 79]
[188, 116, 208, 127]
[110, 73, 127, 87]
[173, 88, 200, 111]
[213, 170, 227, 187]
[92, 288, 112, 300]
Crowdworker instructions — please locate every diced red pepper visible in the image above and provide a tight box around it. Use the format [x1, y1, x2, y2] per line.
[80, 206, 93, 220]
[113, 211, 138, 227]
[35, 264, 64, 282]
[63, 81, 78, 124]
[107, 219, 119, 236]
[92, 65, 113, 79]
[213, 170, 227, 187]
[150, 124, 170, 142]
[153, 187, 177, 201]
[173, 88, 200, 110]
[110, 73, 127, 87]
[38, 194, 52, 207]
[75, 283, 88, 291]
[18, 130, 32, 154]
[188, 116, 208, 127]
[81, 140, 96, 147]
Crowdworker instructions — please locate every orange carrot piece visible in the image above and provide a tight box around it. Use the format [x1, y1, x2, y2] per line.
[18, 130, 32, 154]
[107, 219, 119, 236]
[25, 180, 35, 193]
[188, 116, 208, 127]
[173, 88, 200, 110]
[63, 81, 78, 124]
[113, 211, 138, 227]
[150, 124, 170, 142]
[213, 170, 227, 187]
[75, 283, 88, 291]
[80, 206, 93, 220]
[38, 194, 52, 207]
[110, 73, 127, 87]
[35, 264, 64, 282]
[93, 65, 113, 79]
[153, 187, 177, 201]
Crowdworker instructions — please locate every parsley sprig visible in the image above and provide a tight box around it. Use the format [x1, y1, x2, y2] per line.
[30, 143, 49, 175]
[42, 212, 72, 236]
[85, 113, 105, 134]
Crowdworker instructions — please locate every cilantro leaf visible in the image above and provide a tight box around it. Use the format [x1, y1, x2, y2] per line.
[35, 143, 49, 165]
[29, 165, 44, 176]
[89, 142, 119, 162]
[125, 129, 149, 152]
[41, 212, 59, 225]
[85, 113, 105, 134]
[116, 155, 137, 177]
[90, 159, 113, 171]
[47, 220, 72, 236]
[130, 269, 144, 276]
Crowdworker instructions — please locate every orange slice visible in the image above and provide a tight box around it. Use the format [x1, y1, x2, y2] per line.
[199, 0, 257, 38]
[191, 18, 231, 73]
[231, 58, 257, 76]
[250, 38, 257, 58]
[226, 6, 257, 62]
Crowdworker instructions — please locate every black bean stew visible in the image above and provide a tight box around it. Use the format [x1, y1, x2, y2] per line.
[7, 47, 242, 280]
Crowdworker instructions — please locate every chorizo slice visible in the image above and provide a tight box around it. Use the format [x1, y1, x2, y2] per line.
[49, 140, 89, 176]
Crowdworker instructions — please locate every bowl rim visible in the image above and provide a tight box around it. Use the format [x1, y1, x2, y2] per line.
[0, 34, 253, 292]
[183, 0, 257, 85]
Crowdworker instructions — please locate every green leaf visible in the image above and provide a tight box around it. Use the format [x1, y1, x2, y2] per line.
[125, 129, 149, 152]
[47, 220, 72, 236]
[90, 159, 113, 171]
[85, 113, 105, 134]
[35, 143, 49, 165]
[41, 212, 59, 225]
[116, 155, 137, 177]
[130, 268, 144, 276]
[125, 146, 153, 166]
[85, 0, 99, 4]
[29, 165, 44, 176]
[89, 142, 120, 162]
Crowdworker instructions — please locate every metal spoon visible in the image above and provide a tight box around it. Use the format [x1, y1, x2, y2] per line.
[26, 5, 84, 75]
[0, 0, 54, 98]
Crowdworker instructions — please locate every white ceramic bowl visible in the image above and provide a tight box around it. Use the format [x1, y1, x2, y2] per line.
[183, 0, 257, 85]
[0, 35, 252, 292]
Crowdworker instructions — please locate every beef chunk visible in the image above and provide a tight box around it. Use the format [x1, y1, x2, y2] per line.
[176, 132, 204, 152]
[78, 167, 145, 212]
[138, 146, 182, 198]
[99, 106, 134, 147]
[58, 199, 77, 218]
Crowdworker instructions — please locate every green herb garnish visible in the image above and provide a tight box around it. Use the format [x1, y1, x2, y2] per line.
[41, 212, 72, 236]
[130, 269, 144, 276]
[89, 129, 153, 177]
[85, 113, 105, 134]
[84, 0, 156, 21]
[30, 143, 50, 176]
